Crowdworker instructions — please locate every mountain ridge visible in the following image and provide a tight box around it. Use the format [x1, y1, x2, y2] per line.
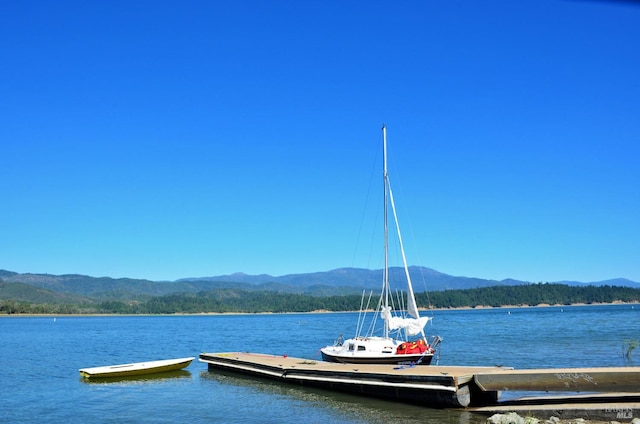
[2, 267, 638, 305]
[0, 266, 640, 312]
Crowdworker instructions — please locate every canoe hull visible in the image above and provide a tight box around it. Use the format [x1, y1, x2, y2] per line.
[79, 357, 194, 378]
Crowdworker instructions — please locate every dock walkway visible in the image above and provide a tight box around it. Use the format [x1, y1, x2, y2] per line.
[199, 352, 640, 412]
[201, 352, 508, 407]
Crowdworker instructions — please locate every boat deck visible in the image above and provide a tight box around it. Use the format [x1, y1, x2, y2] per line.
[199, 351, 640, 412]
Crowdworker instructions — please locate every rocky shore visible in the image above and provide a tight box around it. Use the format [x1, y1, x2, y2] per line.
[486, 412, 640, 424]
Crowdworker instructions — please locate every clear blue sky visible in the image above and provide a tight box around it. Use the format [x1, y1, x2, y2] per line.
[1, 0, 638, 283]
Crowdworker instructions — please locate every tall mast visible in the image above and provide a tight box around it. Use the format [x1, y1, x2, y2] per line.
[382, 124, 389, 339]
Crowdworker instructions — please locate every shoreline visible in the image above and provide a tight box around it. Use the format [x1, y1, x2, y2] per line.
[2, 301, 638, 318]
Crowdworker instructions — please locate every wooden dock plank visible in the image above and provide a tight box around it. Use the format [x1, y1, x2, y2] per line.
[475, 367, 640, 392]
[200, 352, 505, 381]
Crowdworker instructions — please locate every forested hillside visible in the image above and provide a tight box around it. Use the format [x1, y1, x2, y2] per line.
[2, 283, 639, 315]
[417, 284, 640, 308]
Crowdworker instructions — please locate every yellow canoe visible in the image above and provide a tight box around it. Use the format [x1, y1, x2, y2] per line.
[79, 357, 194, 378]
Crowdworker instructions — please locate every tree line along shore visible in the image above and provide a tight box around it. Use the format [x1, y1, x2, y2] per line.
[2, 283, 639, 315]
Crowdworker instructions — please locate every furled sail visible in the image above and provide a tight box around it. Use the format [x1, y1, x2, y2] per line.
[381, 306, 431, 336]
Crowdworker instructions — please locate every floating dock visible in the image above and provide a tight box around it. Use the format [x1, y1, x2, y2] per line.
[200, 352, 507, 407]
[199, 352, 640, 413]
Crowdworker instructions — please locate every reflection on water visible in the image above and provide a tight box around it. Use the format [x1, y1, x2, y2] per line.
[80, 370, 192, 385]
[199, 369, 488, 424]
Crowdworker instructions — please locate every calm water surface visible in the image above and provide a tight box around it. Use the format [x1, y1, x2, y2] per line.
[1, 305, 638, 423]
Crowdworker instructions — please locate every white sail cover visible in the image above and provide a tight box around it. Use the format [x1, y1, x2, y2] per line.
[381, 306, 431, 336]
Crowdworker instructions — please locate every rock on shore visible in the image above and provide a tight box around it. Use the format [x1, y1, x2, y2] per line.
[487, 412, 640, 424]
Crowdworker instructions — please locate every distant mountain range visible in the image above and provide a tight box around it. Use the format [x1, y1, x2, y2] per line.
[1, 267, 638, 305]
[175, 267, 640, 291]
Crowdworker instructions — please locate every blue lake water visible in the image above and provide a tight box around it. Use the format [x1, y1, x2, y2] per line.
[1, 304, 639, 423]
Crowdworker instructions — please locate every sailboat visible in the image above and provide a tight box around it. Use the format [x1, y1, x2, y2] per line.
[320, 125, 442, 366]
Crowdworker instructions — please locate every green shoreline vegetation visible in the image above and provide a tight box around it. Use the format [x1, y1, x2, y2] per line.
[2, 283, 640, 315]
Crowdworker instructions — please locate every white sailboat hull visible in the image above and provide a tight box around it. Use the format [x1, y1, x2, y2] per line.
[320, 337, 436, 366]
[320, 350, 435, 366]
